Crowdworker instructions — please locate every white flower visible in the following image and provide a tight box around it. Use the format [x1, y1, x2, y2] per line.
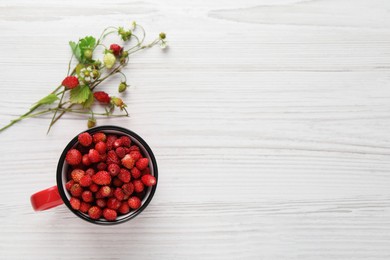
[160, 40, 168, 49]
[80, 66, 93, 82]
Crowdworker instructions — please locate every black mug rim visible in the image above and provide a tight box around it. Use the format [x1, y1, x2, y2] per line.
[56, 125, 158, 225]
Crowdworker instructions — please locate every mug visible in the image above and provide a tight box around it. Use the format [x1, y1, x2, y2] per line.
[30, 125, 158, 225]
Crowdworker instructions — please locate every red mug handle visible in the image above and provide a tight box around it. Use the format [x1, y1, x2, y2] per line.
[30, 186, 64, 211]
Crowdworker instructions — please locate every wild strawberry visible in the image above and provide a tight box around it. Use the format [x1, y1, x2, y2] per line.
[94, 91, 110, 104]
[112, 177, 123, 187]
[113, 139, 123, 149]
[120, 136, 131, 147]
[106, 150, 120, 165]
[123, 193, 130, 201]
[82, 154, 91, 166]
[133, 180, 144, 193]
[107, 197, 121, 210]
[108, 164, 120, 176]
[111, 97, 125, 109]
[106, 135, 118, 150]
[118, 201, 130, 214]
[122, 183, 134, 196]
[92, 171, 111, 185]
[65, 180, 74, 191]
[128, 196, 141, 209]
[84, 49, 93, 60]
[115, 147, 126, 158]
[141, 174, 157, 187]
[103, 208, 117, 221]
[121, 154, 135, 169]
[89, 183, 99, 192]
[95, 191, 103, 199]
[65, 149, 82, 165]
[70, 197, 81, 210]
[78, 132, 92, 147]
[100, 153, 107, 162]
[103, 52, 116, 69]
[70, 183, 83, 197]
[110, 44, 123, 56]
[118, 82, 127, 93]
[131, 167, 141, 179]
[124, 147, 131, 154]
[96, 199, 106, 208]
[87, 118, 96, 128]
[95, 141, 107, 154]
[108, 188, 114, 197]
[62, 76, 79, 89]
[99, 186, 111, 197]
[88, 149, 101, 163]
[82, 190, 93, 203]
[85, 167, 94, 175]
[97, 162, 107, 171]
[129, 145, 140, 152]
[93, 132, 106, 143]
[114, 188, 125, 201]
[79, 174, 92, 187]
[79, 202, 91, 213]
[129, 151, 142, 161]
[71, 169, 85, 183]
[136, 158, 149, 170]
[88, 206, 102, 220]
[118, 168, 131, 183]
[141, 167, 151, 176]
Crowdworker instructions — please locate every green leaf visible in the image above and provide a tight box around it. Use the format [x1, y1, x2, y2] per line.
[83, 91, 94, 108]
[79, 36, 96, 51]
[70, 85, 91, 104]
[34, 94, 59, 107]
[75, 64, 84, 77]
[69, 36, 96, 63]
[69, 41, 82, 61]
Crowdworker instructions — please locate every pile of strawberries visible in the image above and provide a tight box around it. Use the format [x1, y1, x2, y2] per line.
[64, 131, 156, 221]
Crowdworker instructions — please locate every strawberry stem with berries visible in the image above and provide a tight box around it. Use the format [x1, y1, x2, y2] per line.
[0, 22, 167, 134]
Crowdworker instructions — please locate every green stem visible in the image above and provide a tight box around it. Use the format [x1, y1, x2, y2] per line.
[67, 53, 74, 76]
[91, 64, 124, 90]
[47, 88, 67, 134]
[49, 103, 75, 128]
[57, 108, 128, 117]
[117, 71, 127, 82]
[127, 38, 160, 55]
[0, 107, 52, 132]
[127, 35, 141, 51]
[123, 107, 129, 116]
[136, 24, 146, 46]
[97, 26, 118, 45]
[50, 84, 63, 95]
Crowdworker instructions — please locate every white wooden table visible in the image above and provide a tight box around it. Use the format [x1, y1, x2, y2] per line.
[1, 0, 390, 259]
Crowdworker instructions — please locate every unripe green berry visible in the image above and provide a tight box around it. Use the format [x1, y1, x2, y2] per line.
[84, 49, 93, 60]
[118, 82, 127, 93]
[121, 51, 129, 58]
[92, 69, 100, 79]
[159, 32, 166, 40]
[87, 118, 96, 128]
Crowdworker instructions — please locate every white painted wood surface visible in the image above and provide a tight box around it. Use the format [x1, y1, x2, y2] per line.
[0, 0, 390, 259]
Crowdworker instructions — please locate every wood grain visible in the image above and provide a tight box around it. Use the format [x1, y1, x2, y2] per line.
[0, 0, 390, 259]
